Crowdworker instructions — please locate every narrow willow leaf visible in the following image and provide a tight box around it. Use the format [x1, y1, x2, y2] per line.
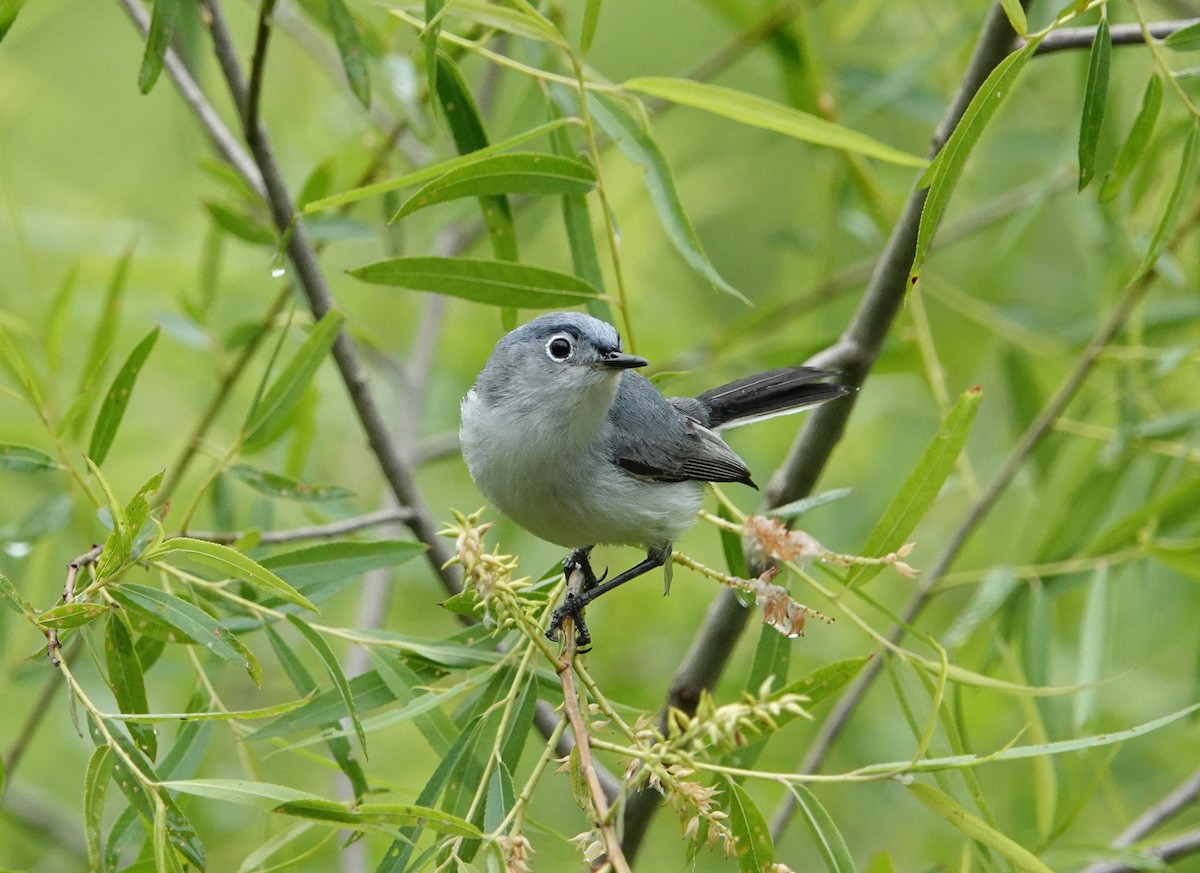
[423, 0, 444, 101]
[0, 0, 25, 43]
[997, 0, 1027, 36]
[779, 656, 871, 709]
[625, 77, 928, 169]
[849, 386, 981, 587]
[770, 487, 854, 520]
[788, 784, 856, 873]
[84, 745, 113, 869]
[550, 111, 610, 320]
[303, 118, 577, 212]
[161, 778, 322, 808]
[861, 703, 1200, 775]
[248, 671, 397, 739]
[106, 612, 156, 760]
[392, 153, 596, 220]
[0, 443, 58, 472]
[227, 463, 353, 502]
[243, 310, 345, 452]
[87, 457, 132, 575]
[905, 781, 1054, 873]
[327, 0, 370, 106]
[205, 201, 276, 245]
[368, 649, 457, 754]
[1085, 475, 1200, 555]
[0, 571, 33, 615]
[724, 778, 774, 872]
[152, 802, 179, 873]
[267, 624, 367, 799]
[1078, 19, 1110, 190]
[44, 261, 80, 369]
[394, 0, 561, 43]
[139, 0, 181, 93]
[146, 537, 317, 612]
[942, 567, 1019, 648]
[435, 53, 518, 260]
[286, 614, 367, 757]
[348, 256, 599, 307]
[912, 43, 1035, 280]
[484, 761, 514, 833]
[500, 676, 536, 771]
[89, 327, 159, 466]
[274, 800, 482, 837]
[37, 602, 108, 630]
[261, 540, 426, 590]
[95, 470, 163, 581]
[375, 716, 481, 872]
[717, 501, 749, 579]
[0, 326, 46, 410]
[1074, 564, 1109, 733]
[107, 695, 312, 723]
[584, 89, 749, 303]
[75, 247, 134, 429]
[1134, 120, 1199, 280]
[1164, 20, 1200, 51]
[112, 584, 262, 684]
[580, 0, 601, 53]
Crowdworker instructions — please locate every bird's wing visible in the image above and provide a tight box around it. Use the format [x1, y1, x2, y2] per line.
[607, 374, 754, 486]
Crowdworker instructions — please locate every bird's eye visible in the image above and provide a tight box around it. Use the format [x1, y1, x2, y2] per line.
[546, 335, 574, 361]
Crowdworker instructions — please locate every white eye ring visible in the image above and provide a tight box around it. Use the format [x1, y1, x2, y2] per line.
[545, 335, 574, 362]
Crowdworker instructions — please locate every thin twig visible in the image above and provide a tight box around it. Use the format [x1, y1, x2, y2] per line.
[114, 0, 264, 196]
[555, 565, 631, 873]
[1079, 828, 1200, 873]
[199, 0, 460, 595]
[1031, 18, 1200, 54]
[46, 545, 103, 665]
[1108, 765, 1200, 849]
[618, 3, 1029, 856]
[181, 507, 415, 545]
[245, 0, 280, 131]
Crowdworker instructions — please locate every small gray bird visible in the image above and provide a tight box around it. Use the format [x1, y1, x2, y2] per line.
[459, 311, 847, 646]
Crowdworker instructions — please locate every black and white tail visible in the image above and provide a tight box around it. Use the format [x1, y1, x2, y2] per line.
[697, 367, 849, 430]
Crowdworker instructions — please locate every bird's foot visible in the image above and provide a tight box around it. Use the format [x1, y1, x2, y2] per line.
[545, 594, 592, 651]
[562, 546, 606, 592]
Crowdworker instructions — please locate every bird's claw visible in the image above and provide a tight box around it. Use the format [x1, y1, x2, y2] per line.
[562, 547, 605, 591]
[545, 595, 592, 650]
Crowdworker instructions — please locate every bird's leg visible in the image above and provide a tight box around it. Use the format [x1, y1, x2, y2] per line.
[546, 545, 670, 648]
[562, 546, 605, 592]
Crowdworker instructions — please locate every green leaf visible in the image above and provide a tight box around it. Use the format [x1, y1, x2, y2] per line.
[1085, 475, 1200, 555]
[89, 327, 159, 466]
[111, 584, 262, 684]
[106, 612, 156, 760]
[37, 602, 108, 630]
[787, 784, 856, 873]
[261, 540, 426, 590]
[550, 109, 610, 321]
[583, 89, 749, 303]
[95, 470, 163, 581]
[404, 0, 562, 44]
[1073, 564, 1108, 733]
[0, 0, 25, 43]
[770, 487, 854, 520]
[724, 778, 773, 872]
[303, 118, 578, 213]
[779, 656, 871, 709]
[161, 778, 322, 808]
[44, 261, 80, 369]
[248, 670, 398, 740]
[1164, 20, 1200, 51]
[274, 800, 483, 837]
[1078, 18, 1110, 191]
[227, 463, 353, 502]
[368, 649, 457, 754]
[912, 43, 1035, 280]
[286, 614, 367, 758]
[348, 256, 600, 307]
[87, 457, 132, 575]
[75, 246, 134, 431]
[139, 0, 181, 93]
[580, 0, 601, 53]
[0, 571, 34, 616]
[942, 567, 1020, 648]
[996, 0, 1027, 36]
[205, 201, 277, 245]
[0, 443, 58, 472]
[146, 537, 318, 612]
[905, 781, 1054, 873]
[625, 77, 927, 169]
[392, 152, 596, 220]
[484, 761, 514, 833]
[0, 326, 46, 410]
[435, 53, 518, 261]
[423, 0, 444, 102]
[849, 387, 981, 587]
[84, 745, 113, 870]
[243, 310, 345, 452]
[106, 695, 312, 723]
[327, 0, 370, 107]
[1134, 120, 1199, 281]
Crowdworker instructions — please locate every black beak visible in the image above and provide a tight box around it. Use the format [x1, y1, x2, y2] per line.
[597, 350, 649, 370]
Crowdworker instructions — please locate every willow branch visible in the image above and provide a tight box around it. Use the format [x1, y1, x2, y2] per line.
[181, 507, 415, 545]
[1032, 18, 1200, 54]
[619, 3, 1029, 856]
[1080, 829, 1200, 873]
[244, 0, 280, 130]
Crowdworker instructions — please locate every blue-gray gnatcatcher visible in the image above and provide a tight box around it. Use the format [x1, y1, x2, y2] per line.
[459, 311, 848, 646]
